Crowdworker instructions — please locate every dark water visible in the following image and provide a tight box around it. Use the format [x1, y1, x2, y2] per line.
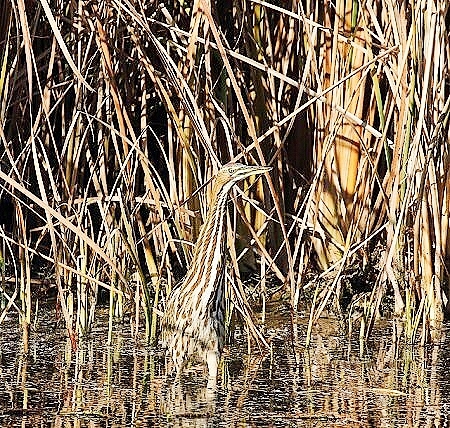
[1, 305, 450, 427]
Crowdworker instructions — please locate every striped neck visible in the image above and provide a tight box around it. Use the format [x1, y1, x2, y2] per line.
[182, 181, 234, 303]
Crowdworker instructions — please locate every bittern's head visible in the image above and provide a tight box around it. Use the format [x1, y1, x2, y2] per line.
[214, 162, 271, 193]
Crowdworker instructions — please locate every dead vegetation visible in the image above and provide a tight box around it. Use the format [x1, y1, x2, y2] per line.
[0, 0, 449, 346]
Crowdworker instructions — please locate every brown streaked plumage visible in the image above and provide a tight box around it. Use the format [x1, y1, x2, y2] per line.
[161, 162, 271, 379]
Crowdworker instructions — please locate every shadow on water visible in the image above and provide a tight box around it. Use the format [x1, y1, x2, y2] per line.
[1, 304, 450, 427]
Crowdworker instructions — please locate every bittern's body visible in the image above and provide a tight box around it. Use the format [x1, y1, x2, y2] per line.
[161, 162, 270, 379]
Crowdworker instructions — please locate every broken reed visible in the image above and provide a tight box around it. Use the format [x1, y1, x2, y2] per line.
[0, 0, 448, 347]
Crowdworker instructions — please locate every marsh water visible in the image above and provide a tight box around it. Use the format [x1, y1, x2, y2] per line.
[1, 303, 449, 427]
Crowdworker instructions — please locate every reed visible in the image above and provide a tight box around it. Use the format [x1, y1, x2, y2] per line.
[0, 0, 448, 350]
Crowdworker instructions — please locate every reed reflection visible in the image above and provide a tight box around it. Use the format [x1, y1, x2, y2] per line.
[0, 310, 449, 427]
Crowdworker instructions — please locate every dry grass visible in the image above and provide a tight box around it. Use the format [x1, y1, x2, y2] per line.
[0, 0, 448, 348]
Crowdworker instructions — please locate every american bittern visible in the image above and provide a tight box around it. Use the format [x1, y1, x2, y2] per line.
[161, 162, 271, 379]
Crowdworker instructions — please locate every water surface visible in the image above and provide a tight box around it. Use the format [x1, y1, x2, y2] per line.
[0, 304, 449, 427]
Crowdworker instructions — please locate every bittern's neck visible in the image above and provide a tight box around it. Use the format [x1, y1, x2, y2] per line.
[183, 184, 231, 299]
